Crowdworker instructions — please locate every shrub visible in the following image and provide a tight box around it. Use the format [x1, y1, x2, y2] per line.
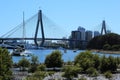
[37, 64, 46, 71]
[62, 65, 82, 79]
[45, 50, 63, 68]
[18, 57, 30, 71]
[86, 67, 99, 77]
[104, 71, 113, 79]
[0, 48, 13, 80]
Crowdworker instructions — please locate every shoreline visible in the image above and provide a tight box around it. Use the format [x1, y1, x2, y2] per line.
[90, 49, 120, 54]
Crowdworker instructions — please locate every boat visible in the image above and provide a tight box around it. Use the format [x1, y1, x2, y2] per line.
[12, 48, 31, 57]
[73, 49, 77, 52]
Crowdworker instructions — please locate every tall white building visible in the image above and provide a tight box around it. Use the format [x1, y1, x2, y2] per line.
[77, 26, 85, 40]
[85, 30, 92, 41]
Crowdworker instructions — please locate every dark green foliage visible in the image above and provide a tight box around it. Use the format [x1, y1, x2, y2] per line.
[0, 48, 13, 80]
[75, 51, 96, 71]
[75, 51, 119, 73]
[37, 64, 46, 71]
[45, 50, 63, 68]
[31, 55, 39, 65]
[111, 45, 120, 51]
[103, 44, 111, 50]
[86, 67, 99, 77]
[29, 55, 39, 73]
[93, 54, 100, 70]
[18, 57, 30, 71]
[62, 65, 82, 80]
[104, 71, 113, 79]
[87, 33, 120, 50]
[100, 55, 117, 73]
[116, 57, 120, 65]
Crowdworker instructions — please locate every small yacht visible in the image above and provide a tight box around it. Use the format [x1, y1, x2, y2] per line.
[12, 48, 31, 57]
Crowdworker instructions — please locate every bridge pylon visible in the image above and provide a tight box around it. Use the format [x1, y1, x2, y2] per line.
[101, 20, 107, 35]
[34, 10, 45, 47]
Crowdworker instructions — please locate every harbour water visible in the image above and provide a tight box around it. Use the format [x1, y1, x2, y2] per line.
[9, 49, 120, 63]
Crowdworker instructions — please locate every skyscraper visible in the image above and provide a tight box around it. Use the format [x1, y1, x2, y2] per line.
[77, 26, 85, 40]
[94, 31, 100, 37]
[85, 30, 92, 41]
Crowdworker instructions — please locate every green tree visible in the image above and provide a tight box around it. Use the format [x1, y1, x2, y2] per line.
[31, 55, 39, 65]
[29, 55, 39, 73]
[45, 50, 63, 68]
[86, 67, 99, 77]
[0, 48, 13, 80]
[100, 55, 117, 73]
[62, 65, 82, 80]
[37, 64, 46, 71]
[104, 71, 113, 79]
[111, 45, 120, 51]
[100, 55, 109, 73]
[93, 54, 100, 70]
[108, 56, 117, 72]
[87, 33, 120, 50]
[74, 51, 95, 71]
[103, 44, 111, 50]
[18, 57, 30, 71]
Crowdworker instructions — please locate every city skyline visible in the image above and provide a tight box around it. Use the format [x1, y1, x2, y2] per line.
[0, 0, 120, 38]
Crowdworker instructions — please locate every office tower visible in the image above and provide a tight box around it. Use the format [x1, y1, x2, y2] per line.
[86, 30, 92, 41]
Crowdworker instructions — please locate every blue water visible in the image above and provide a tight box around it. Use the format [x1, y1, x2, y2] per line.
[9, 49, 120, 63]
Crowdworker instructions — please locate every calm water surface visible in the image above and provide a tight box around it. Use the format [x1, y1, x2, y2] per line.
[9, 49, 120, 63]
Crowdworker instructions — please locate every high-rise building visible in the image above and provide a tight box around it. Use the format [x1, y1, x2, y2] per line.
[94, 31, 100, 37]
[71, 31, 81, 40]
[77, 26, 85, 40]
[85, 30, 92, 41]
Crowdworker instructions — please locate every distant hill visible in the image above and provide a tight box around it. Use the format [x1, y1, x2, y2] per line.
[87, 33, 120, 51]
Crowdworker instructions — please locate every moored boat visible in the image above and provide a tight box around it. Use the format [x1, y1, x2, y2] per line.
[12, 48, 31, 57]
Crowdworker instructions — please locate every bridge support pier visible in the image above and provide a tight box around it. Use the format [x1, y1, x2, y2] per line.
[34, 10, 45, 47]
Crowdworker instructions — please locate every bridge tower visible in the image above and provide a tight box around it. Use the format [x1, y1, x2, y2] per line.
[101, 20, 107, 35]
[34, 10, 45, 47]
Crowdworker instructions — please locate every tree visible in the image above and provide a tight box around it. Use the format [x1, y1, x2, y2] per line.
[37, 64, 46, 71]
[31, 55, 39, 65]
[100, 55, 117, 73]
[45, 50, 63, 68]
[74, 51, 95, 71]
[104, 71, 113, 79]
[0, 48, 13, 80]
[87, 33, 120, 50]
[111, 45, 120, 51]
[18, 57, 30, 71]
[103, 44, 111, 50]
[29, 55, 39, 73]
[62, 65, 82, 80]
[86, 67, 99, 77]
[93, 54, 100, 70]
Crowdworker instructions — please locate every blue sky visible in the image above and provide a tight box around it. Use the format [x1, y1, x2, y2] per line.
[0, 0, 120, 37]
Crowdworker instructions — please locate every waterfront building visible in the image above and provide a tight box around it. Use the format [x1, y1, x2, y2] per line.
[94, 31, 100, 37]
[77, 26, 85, 40]
[85, 30, 93, 41]
[70, 31, 81, 48]
[71, 31, 81, 40]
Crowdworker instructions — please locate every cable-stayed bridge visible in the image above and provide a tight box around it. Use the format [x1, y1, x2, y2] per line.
[0, 10, 86, 47]
[0, 10, 110, 48]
